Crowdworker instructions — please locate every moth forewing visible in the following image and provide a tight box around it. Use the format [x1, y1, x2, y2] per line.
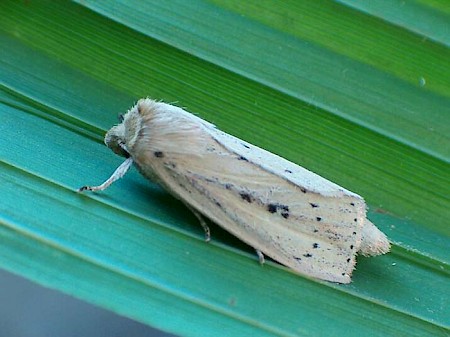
[80, 98, 390, 284]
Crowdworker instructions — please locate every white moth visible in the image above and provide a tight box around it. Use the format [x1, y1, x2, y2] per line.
[79, 98, 390, 283]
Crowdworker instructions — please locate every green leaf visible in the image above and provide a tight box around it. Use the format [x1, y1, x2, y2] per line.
[0, 1, 448, 336]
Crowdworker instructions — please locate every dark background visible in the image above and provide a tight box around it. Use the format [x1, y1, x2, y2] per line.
[0, 269, 176, 337]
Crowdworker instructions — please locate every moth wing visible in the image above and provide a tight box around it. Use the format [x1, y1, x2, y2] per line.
[208, 126, 390, 256]
[208, 128, 360, 198]
[133, 102, 366, 283]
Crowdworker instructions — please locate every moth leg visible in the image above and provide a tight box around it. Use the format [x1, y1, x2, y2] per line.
[78, 158, 133, 192]
[185, 205, 211, 242]
[256, 249, 265, 265]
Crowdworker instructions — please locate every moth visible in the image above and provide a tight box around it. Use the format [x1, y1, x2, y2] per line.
[79, 98, 390, 283]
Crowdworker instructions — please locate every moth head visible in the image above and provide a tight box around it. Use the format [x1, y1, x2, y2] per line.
[104, 101, 144, 158]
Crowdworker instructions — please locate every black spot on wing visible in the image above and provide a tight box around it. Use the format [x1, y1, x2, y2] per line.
[303, 253, 313, 258]
[313, 243, 319, 248]
[154, 151, 164, 158]
[266, 203, 290, 219]
[280, 205, 289, 218]
[239, 192, 252, 203]
[310, 203, 319, 208]
[267, 203, 277, 213]
[178, 183, 192, 194]
[237, 155, 248, 161]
